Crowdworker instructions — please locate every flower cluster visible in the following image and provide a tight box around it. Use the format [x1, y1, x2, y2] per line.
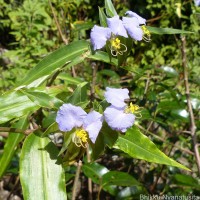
[90, 11, 150, 56]
[56, 88, 141, 147]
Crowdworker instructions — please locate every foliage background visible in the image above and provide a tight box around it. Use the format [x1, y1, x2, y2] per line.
[0, 0, 200, 199]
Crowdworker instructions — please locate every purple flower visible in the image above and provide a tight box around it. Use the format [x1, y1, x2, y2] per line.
[125, 11, 146, 25]
[194, 0, 200, 6]
[122, 17, 143, 41]
[107, 16, 128, 38]
[104, 87, 129, 107]
[104, 87, 136, 132]
[56, 103, 103, 145]
[104, 105, 135, 132]
[90, 25, 112, 50]
[123, 11, 151, 42]
[56, 104, 87, 132]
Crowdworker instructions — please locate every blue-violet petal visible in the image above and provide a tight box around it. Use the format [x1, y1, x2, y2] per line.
[104, 106, 135, 132]
[125, 11, 146, 25]
[90, 25, 111, 50]
[123, 17, 143, 41]
[56, 103, 87, 132]
[107, 16, 128, 38]
[104, 87, 129, 108]
[83, 111, 103, 143]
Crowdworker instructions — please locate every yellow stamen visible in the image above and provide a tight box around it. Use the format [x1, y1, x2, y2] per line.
[110, 37, 127, 56]
[141, 25, 151, 42]
[111, 38, 121, 49]
[72, 129, 88, 148]
[125, 103, 140, 114]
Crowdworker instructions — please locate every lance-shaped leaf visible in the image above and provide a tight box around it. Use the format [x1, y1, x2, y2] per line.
[105, 0, 118, 17]
[16, 40, 89, 87]
[20, 132, 67, 200]
[0, 91, 39, 124]
[99, 7, 107, 27]
[102, 171, 140, 187]
[114, 126, 189, 170]
[147, 26, 193, 35]
[0, 116, 28, 178]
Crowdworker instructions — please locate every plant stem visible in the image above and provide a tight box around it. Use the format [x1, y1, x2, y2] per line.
[72, 160, 82, 200]
[181, 36, 200, 175]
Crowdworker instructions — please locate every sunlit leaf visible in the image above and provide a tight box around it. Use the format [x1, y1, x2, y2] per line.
[114, 126, 189, 170]
[0, 91, 39, 124]
[105, 0, 117, 17]
[20, 132, 67, 200]
[16, 40, 89, 87]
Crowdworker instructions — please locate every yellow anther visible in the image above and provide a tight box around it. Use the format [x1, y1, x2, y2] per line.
[109, 37, 127, 56]
[129, 103, 140, 113]
[72, 129, 88, 148]
[111, 38, 121, 49]
[141, 25, 151, 42]
[125, 103, 142, 118]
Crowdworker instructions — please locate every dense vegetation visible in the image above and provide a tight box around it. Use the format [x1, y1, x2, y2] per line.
[0, 0, 200, 199]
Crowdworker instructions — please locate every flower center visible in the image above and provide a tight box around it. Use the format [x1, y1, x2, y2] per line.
[125, 103, 139, 114]
[109, 37, 127, 56]
[111, 38, 121, 50]
[141, 25, 151, 42]
[72, 129, 88, 148]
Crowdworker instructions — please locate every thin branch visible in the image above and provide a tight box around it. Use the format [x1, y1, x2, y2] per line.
[87, 146, 93, 200]
[72, 160, 82, 200]
[90, 62, 98, 104]
[0, 127, 37, 135]
[48, 0, 68, 45]
[181, 36, 200, 175]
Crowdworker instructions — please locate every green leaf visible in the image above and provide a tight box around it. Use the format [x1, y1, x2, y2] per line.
[21, 89, 63, 109]
[41, 122, 59, 137]
[82, 163, 118, 195]
[99, 7, 107, 27]
[114, 126, 189, 170]
[58, 73, 83, 85]
[147, 26, 194, 35]
[16, 40, 89, 87]
[172, 174, 200, 189]
[88, 51, 117, 66]
[91, 123, 118, 160]
[82, 162, 109, 184]
[67, 82, 88, 106]
[0, 91, 39, 124]
[102, 171, 140, 187]
[0, 116, 28, 178]
[117, 36, 133, 66]
[20, 132, 67, 200]
[105, 0, 117, 17]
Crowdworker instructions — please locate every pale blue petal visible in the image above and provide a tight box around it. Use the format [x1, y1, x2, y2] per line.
[90, 25, 111, 50]
[125, 11, 146, 25]
[107, 16, 128, 38]
[56, 103, 87, 132]
[83, 111, 103, 143]
[194, 0, 200, 6]
[122, 17, 143, 41]
[104, 106, 135, 132]
[104, 87, 129, 108]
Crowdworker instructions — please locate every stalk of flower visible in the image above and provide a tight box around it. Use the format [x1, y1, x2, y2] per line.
[56, 103, 103, 148]
[104, 87, 142, 132]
